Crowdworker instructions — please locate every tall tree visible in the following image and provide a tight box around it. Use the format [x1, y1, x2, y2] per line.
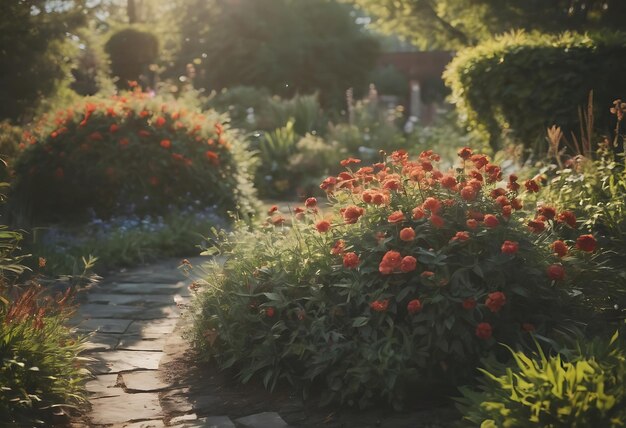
[350, 0, 626, 49]
[176, 0, 380, 106]
[0, 1, 87, 122]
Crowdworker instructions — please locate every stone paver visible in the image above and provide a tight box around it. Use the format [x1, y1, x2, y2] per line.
[235, 412, 291, 428]
[122, 370, 172, 392]
[90, 350, 163, 374]
[184, 416, 235, 428]
[89, 393, 161, 424]
[76, 318, 133, 333]
[85, 374, 122, 398]
[117, 337, 167, 351]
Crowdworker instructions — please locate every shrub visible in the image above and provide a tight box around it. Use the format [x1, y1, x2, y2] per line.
[189, 147, 579, 408]
[444, 31, 626, 151]
[456, 329, 626, 427]
[9, 90, 259, 225]
[105, 27, 159, 90]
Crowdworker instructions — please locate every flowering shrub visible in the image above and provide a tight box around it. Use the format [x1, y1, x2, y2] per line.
[9, 90, 259, 224]
[189, 147, 587, 408]
[457, 330, 626, 427]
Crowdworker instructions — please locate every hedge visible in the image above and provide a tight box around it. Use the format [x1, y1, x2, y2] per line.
[444, 31, 626, 151]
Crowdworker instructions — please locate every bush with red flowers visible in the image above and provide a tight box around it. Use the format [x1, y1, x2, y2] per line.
[189, 147, 579, 408]
[9, 90, 259, 224]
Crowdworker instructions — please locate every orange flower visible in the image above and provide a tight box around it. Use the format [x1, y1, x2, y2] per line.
[400, 256, 417, 272]
[429, 214, 444, 228]
[440, 175, 457, 189]
[331, 240, 346, 255]
[340, 157, 361, 166]
[484, 214, 499, 228]
[457, 147, 473, 160]
[412, 206, 425, 219]
[388, 211, 405, 223]
[268, 205, 278, 214]
[399, 227, 415, 241]
[341, 205, 364, 224]
[343, 252, 360, 269]
[462, 298, 476, 310]
[305, 197, 317, 208]
[422, 197, 441, 213]
[557, 210, 577, 228]
[407, 299, 422, 314]
[109, 124, 119, 133]
[155, 116, 166, 127]
[466, 219, 478, 229]
[205, 150, 219, 165]
[451, 231, 470, 242]
[160, 139, 172, 149]
[501, 240, 519, 254]
[524, 179, 540, 193]
[528, 218, 546, 233]
[460, 186, 477, 201]
[119, 138, 129, 147]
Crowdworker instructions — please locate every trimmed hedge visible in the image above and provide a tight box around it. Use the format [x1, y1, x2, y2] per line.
[105, 27, 159, 89]
[444, 31, 626, 151]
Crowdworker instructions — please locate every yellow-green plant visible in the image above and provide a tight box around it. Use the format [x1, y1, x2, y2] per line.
[457, 330, 626, 427]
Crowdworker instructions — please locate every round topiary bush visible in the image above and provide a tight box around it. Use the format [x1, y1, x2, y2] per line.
[10, 90, 259, 224]
[189, 148, 581, 408]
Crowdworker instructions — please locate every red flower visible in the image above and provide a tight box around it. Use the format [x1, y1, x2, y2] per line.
[383, 178, 402, 191]
[551, 240, 568, 257]
[266, 307, 275, 318]
[119, 138, 129, 147]
[138, 130, 150, 138]
[271, 215, 286, 226]
[340, 157, 361, 166]
[510, 198, 523, 210]
[422, 197, 442, 213]
[341, 205, 365, 224]
[485, 291, 506, 313]
[451, 231, 470, 242]
[305, 197, 317, 208]
[466, 219, 478, 229]
[370, 300, 389, 312]
[557, 210, 577, 228]
[525, 179, 540, 193]
[205, 151, 219, 164]
[331, 240, 346, 255]
[155, 116, 166, 127]
[343, 252, 360, 269]
[527, 218, 546, 233]
[458, 147, 473, 160]
[440, 175, 457, 189]
[268, 205, 278, 214]
[538, 206, 556, 220]
[468, 210, 485, 221]
[501, 240, 519, 254]
[475, 322, 493, 340]
[462, 298, 477, 310]
[407, 299, 422, 314]
[149, 176, 159, 186]
[484, 214, 499, 228]
[399, 227, 415, 241]
[400, 256, 417, 273]
[380, 250, 402, 274]
[460, 186, 477, 201]
[471, 154, 489, 169]
[521, 323, 536, 332]
[430, 214, 445, 228]
[160, 139, 171, 149]
[315, 220, 331, 233]
[109, 124, 119, 133]
[388, 211, 405, 223]
[547, 264, 565, 280]
[320, 176, 337, 192]
[412, 206, 426, 219]
[576, 234, 597, 252]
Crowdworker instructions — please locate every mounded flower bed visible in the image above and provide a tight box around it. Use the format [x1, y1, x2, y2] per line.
[10, 89, 258, 224]
[189, 148, 592, 408]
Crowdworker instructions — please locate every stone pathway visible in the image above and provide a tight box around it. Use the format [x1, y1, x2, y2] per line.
[72, 257, 292, 428]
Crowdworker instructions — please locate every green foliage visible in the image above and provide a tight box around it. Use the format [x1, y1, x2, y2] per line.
[0, 0, 87, 121]
[444, 31, 626, 151]
[9, 90, 259, 225]
[0, 221, 88, 425]
[457, 330, 626, 427]
[104, 26, 159, 89]
[350, 0, 626, 49]
[189, 148, 577, 408]
[367, 65, 409, 98]
[177, 0, 379, 107]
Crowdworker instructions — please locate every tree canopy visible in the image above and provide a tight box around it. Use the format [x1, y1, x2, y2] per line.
[176, 0, 380, 106]
[350, 0, 626, 49]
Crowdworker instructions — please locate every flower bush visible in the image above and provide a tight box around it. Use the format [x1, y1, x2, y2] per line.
[189, 147, 588, 408]
[457, 329, 626, 427]
[9, 90, 259, 224]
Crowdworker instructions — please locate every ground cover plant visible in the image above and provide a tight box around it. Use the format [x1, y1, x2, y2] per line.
[188, 147, 598, 408]
[457, 328, 626, 427]
[0, 226, 89, 426]
[8, 88, 259, 225]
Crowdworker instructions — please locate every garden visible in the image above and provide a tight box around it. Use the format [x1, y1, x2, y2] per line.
[1, 0, 625, 427]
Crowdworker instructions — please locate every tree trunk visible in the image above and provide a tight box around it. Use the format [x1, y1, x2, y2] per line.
[127, 0, 137, 24]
